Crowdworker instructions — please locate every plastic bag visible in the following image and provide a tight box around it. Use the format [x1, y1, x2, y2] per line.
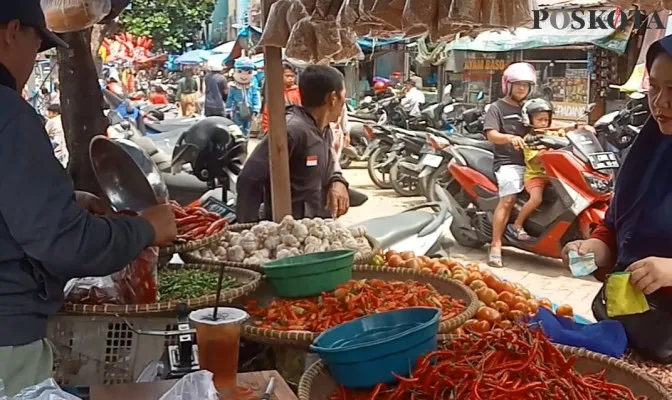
[314, 19, 342, 63]
[64, 247, 159, 305]
[158, 371, 218, 400]
[258, 0, 307, 48]
[0, 378, 81, 400]
[331, 29, 361, 63]
[448, 0, 481, 25]
[337, 0, 359, 27]
[285, 17, 318, 62]
[481, 0, 506, 27]
[370, 0, 404, 31]
[504, 0, 535, 27]
[40, 0, 111, 33]
[402, 0, 437, 33]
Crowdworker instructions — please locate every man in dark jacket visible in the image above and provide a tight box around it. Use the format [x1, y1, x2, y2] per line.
[236, 65, 350, 222]
[0, 2, 177, 394]
[204, 61, 228, 117]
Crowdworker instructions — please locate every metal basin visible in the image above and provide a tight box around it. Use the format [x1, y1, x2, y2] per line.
[90, 136, 169, 212]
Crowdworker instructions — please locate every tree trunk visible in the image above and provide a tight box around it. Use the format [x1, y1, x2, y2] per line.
[57, 28, 108, 195]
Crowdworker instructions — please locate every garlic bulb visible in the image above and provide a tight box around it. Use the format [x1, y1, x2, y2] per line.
[349, 226, 367, 238]
[304, 244, 320, 254]
[292, 223, 309, 241]
[252, 249, 270, 259]
[264, 236, 281, 250]
[244, 256, 262, 264]
[276, 249, 293, 259]
[282, 234, 300, 247]
[229, 233, 242, 247]
[241, 232, 259, 253]
[304, 235, 320, 247]
[215, 246, 228, 259]
[227, 245, 246, 262]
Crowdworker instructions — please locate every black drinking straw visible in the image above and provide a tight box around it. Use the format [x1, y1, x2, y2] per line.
[212, 263, 226, 320]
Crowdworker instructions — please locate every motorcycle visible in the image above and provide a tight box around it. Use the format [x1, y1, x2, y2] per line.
[438, 104, 619, 258]
[594, 91, 648, 172]
[354, 202, 454, 256]
[365, 124, 398, 189]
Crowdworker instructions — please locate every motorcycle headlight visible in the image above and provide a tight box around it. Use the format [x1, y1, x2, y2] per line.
[582, 172, 611, 194]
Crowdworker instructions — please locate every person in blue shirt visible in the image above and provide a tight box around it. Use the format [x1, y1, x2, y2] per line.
[226, 58, 260, 137]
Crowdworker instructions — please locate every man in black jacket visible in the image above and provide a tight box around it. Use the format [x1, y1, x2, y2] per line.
[0, 2, 177, 394]
[236, 65, 350, 222]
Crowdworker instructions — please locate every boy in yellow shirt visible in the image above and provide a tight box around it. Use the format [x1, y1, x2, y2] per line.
[508, 98, 564, 241]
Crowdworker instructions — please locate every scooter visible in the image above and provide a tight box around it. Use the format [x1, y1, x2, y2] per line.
[353, 202, 454, 256]
[438, 104, 618, 259]
[365, 124, 397, 189]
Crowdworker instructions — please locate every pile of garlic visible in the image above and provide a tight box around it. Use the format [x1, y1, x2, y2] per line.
[192, 216, 372, 264]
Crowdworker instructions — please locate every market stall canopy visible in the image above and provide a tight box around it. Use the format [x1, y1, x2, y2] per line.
[445, 13, 633, 54]
[175, 49, 211, 65]
[211, 41, 235, 55]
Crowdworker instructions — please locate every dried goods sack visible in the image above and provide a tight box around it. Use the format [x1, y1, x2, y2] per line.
[286, 17, 318, 62]
[370, 0, 404, 31]
[331, 29, 361, 63]
[258, 0, 305, 48]
[41, 0, 111, 33]
[337, 0, 359, 27]
[313, 19, 343, 63]
[504, 0, 534, 27]
[301, 0, 317, 14]
[315, 0, 342, 18]
[402, 0, 437, 32]
[448, 0, 481, 24]
[481, 0, 506, 27]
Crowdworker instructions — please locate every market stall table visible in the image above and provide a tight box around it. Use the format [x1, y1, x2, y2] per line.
[90, 370, 297, 400]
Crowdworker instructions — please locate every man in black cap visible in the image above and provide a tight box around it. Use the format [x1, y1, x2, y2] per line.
[0, 1, 178, 394]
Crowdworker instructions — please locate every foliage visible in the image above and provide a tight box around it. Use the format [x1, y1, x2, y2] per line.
[120, 0, 216, 52]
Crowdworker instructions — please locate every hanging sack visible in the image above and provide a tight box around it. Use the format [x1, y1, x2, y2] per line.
[41, 0, 111, 33]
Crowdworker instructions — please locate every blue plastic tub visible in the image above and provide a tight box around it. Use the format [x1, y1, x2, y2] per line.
[310, 307, 440, 389]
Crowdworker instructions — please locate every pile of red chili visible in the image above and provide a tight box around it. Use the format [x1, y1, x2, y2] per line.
[246, 279, 465, 332]
[170, 201, 227, 241]
[329, 324, 646, 400]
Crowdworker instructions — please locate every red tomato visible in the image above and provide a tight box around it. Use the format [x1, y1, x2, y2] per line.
[538, 298, 553, 310]
[387, 255, 403, 268]
[497, 291, 515, 305]
[472, 320, 492, 333]
[508, 310, 526, 322]
[513, 302, 530, 314]
[493, 301, 510, 315]
[476, 306, 502, 323]
[556, 304, 574, 317]
[476, 288, 498, 305]
[527, 300, 539, 314]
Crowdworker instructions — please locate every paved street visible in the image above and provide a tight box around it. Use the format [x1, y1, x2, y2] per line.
[340, 162, 601, 321]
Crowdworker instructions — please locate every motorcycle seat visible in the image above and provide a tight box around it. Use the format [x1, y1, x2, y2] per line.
[350, 111, 378, 120]
[456, 146, 496, 184]
[162, 171, 209, 191]
[146, 117, 200, 133]
[448, 135, 493, 151]
[357, 211, 435, 249]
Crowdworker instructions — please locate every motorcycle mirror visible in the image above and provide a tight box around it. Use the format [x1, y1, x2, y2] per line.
[477, 91, 484, 101]
[629, 92, 645, 100]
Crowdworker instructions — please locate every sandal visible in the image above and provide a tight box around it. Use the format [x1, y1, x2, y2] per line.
[507, 224, 532, 241]
[488, 249, 503, 268]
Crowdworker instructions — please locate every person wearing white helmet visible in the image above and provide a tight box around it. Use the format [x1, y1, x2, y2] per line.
[483, 62, 536, 267]
[204, 60, 228, 117]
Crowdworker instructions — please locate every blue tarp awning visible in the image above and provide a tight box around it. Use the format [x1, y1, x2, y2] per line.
[357, 36, 406, 49]
[445, 13, 633, 54]
[175, 49, 210, 65]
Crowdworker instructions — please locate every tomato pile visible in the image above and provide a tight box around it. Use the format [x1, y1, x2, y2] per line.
[378, 251, 574, 334]
[329, 323, 647, 400]
[170, 201, 228, 241]
[245, 279, 466, 332]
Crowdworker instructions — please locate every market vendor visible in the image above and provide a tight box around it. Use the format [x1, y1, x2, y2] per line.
[0, 2, 177, 395]
[562, 36, 672, 361]
[236, 65, 350, 222]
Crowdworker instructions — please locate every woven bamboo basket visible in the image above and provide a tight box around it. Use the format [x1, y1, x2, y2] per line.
[180, 221, 380, 272]
[158, 226, 228, 257]
[62, 264, 261, 315]
[298, 345, 672, 400]
[232, 265, 478, 349]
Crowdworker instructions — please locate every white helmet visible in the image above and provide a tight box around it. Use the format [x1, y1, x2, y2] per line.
[207, 60, 224, 72]
[501, 62, 536, 99]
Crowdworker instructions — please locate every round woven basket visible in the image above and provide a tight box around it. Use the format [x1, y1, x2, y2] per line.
[158, 226, 228, 257]
[297, 345, 672, 400]
[234, 265, 478, 349]
[62, 264, 261, 315]
[180, 222, 380, 272]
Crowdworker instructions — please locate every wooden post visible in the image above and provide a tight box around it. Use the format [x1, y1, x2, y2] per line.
[262, 0, 292, 222]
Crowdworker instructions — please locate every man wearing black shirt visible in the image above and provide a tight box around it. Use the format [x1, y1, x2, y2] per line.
[483, 62, 537, 267]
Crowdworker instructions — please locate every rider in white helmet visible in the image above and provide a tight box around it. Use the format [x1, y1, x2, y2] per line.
[483, 62, 537, 267]
[204, 60, 228, 117]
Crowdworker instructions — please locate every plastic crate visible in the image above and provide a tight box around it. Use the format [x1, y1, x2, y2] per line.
[47, 315, 178, 386]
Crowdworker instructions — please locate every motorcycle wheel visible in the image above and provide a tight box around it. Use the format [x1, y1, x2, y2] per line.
[367, 147, 393, 189]
[425, 165, 455, 202]
[339, 135, 369, 169]
[390, 157, 421, 197]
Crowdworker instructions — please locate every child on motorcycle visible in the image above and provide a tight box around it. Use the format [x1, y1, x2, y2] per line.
[508, 98, 565, 240]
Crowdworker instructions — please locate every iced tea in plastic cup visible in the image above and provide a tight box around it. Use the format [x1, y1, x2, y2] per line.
[189, 307, 249, 398]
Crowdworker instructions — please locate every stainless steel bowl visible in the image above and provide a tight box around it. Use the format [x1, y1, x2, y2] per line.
[90, 136, 169, 212]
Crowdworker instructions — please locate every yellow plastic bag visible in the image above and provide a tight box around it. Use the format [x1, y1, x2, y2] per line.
[606, 272, 650, 317]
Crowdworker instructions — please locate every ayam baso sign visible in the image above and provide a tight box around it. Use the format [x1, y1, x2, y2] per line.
[533, 8, 666, 30]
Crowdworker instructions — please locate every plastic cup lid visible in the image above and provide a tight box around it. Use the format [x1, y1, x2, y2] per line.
[189, 307, 249, 325]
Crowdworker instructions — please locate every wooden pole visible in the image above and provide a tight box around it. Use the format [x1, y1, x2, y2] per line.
[262, 0, 292, 222]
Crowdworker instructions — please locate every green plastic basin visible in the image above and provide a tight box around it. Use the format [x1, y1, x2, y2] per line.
[262, 250, 355, 298]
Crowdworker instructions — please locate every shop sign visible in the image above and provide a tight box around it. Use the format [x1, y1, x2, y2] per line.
[464, 58, 507, 71]
[552, 101, 589, 122]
